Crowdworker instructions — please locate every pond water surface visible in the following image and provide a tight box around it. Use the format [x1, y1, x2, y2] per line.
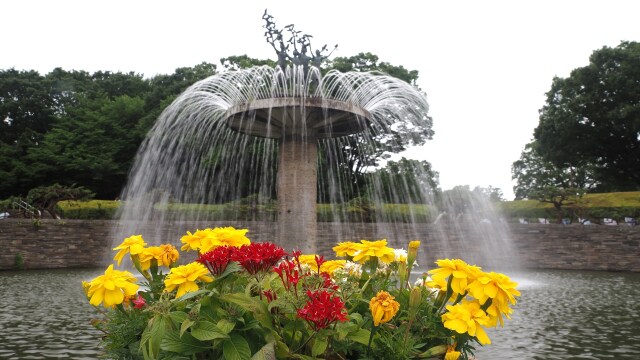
[1, 268, 639, 359]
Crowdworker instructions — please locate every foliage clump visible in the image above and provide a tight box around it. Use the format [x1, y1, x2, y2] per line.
[84, 227, 520, 360]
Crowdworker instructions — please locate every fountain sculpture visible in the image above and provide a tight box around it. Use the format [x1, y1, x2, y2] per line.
[113, 12, 517, 271]
[114, 12, 432, 254]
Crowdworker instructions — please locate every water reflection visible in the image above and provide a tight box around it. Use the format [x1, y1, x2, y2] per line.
[1, 269, 639, 359]
[476, 270, 640, 360]
[0, 268, 103, 360]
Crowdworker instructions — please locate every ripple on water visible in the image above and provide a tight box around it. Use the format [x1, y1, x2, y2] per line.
[0, 268, 104, 360]
[1, 268, 640, 359]
[475, 270, 640, 360]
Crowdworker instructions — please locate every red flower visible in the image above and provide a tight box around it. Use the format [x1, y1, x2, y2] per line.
[197, 246, 237, 276]
[231, 242, 287, 275]
[297, 289, 348, 330]
[320, 272, 338, 291]
[263, 289, 277, 303]
[274, 259, 301, 292]
[132, 294, 146, 309]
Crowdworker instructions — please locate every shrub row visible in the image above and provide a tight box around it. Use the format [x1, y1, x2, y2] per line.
[54, 200, 438, 223]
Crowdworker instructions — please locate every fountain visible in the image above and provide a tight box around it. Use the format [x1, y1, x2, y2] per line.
[113, 13, 433, 254]
[112, 12, 517, 270]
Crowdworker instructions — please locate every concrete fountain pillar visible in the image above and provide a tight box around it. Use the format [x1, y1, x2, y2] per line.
[225, 97, 371, 254]
[277, 136, 317, 253]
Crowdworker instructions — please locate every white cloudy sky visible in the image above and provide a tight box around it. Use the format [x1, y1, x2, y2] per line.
[3, 0, 639, 199]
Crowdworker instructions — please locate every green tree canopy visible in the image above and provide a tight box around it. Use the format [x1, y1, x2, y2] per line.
[533, 41, 640, 192]
[512, 141, 598, 200]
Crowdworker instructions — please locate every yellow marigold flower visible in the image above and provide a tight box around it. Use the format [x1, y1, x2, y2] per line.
[369, 290, 400, 326]
[298, 254, 320, 271]
[180, 230, 207, 252]
[467, 271, 519, 327]
[156, 244, 180, 267]
[408, 240, 421, 251]
[485, 301, 514, 327]
[353, 239, 395, 264]
[333, 241, 360, 257]
[81, 281, 91, 297]
[441, 301, 491, 345]
[468, 271, 520, 306]
[87, 264, 139, 308]
[113, 235, 147, 266]
[320, 259, 346, 275]
[428, 259, 482, 295]
[444, 346, 461, 360]
[139, 244, 180, 270]
[425, 274, 448, 290]
[164, 262, 213, 298]
[199, 227, 250, 253]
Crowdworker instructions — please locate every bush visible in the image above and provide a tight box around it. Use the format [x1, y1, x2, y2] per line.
[58, 200, 120, 219]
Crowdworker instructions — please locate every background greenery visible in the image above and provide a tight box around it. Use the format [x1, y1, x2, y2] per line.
[2, 41, 639, 217]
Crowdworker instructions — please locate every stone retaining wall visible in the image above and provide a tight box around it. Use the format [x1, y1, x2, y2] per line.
[0, 219, 638, 271]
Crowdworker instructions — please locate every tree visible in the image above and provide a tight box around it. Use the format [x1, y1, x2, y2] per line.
[512, 141, 597, 221]
[365, 157, 439, 203]
[472, 186, 504, 202]
[533, 41, 640, 192]
[139, 62, 217, 134]
[512, 142, 597, 200]
[0, 69, 56, 198]
[26, 184, 94, 219]
[27, 95, 147, 199]
[220, 55, 276, 71]
[528, 186, 584, 223]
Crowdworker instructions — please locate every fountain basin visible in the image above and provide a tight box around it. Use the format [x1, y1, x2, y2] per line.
[225, 97, 372, 139]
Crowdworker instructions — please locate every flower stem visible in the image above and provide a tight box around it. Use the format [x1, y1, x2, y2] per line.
[294, 329, 317, 354]
[367, 324, 378, 355]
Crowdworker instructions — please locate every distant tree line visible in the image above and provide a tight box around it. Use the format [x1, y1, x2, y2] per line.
[1, 53, 456, 205]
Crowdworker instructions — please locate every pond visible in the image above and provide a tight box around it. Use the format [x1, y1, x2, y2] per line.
[1, 268, 639, 359]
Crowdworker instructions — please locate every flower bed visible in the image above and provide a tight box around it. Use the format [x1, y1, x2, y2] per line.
[83, 227, 519, 360]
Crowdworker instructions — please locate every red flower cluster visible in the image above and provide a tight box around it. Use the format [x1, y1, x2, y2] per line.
[297, 289, 348, 330]
[231, 243, 287, 275]
[197, 246, 236, 276]
[198, 243, 287, 276]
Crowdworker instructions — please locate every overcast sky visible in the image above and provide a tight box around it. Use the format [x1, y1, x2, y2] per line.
[3, 0, 639, 199]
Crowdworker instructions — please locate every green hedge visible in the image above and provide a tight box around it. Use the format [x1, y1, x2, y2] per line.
[55, 199, 437, 223]
[58, 200, 121, 219]
[54, 192, 640, 224]
[497, 191, 640, 224]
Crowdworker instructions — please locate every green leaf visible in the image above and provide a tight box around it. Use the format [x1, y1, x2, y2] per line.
[219, 293, 273, 330]
[217, 319, 236, 334]
[140, 315, 169, 360]
[216, 261, 242, 281]
[169, 311, 188, 325]
[220, 293, 256, 311]
[191, 320, 230, 341]
[173, 289, 209, 302]
[311, 337, 328, 357]
[222, 333, 252, 360]
[416, 344, 448, 358]
[160, 329, 210, 355]
[250, 342, 276, 360]
[180, 319, 195, 337]
[291, 355, 317, 360]
[348, 328, 372, 346]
